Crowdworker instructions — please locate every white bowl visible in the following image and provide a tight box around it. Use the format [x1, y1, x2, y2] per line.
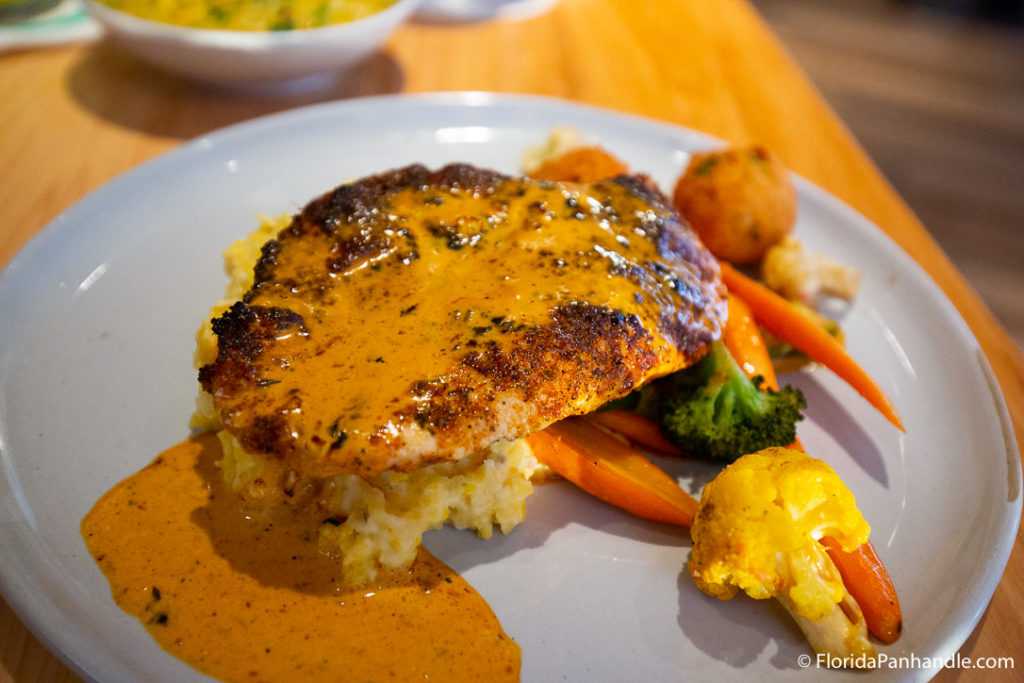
[83, 0, 422, 88]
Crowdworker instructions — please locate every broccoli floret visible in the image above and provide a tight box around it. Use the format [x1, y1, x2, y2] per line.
[659, 340, 805, 461]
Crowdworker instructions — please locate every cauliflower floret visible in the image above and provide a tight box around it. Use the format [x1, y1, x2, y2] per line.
[689, 447, 875, 661]
[761, 236, 860, 306]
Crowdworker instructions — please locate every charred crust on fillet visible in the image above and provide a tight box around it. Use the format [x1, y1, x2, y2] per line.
[301, 164, 433, 235]
[609, 172, 672, 210]
[659, 309, 716, 356]
[325, 229, 397, 274]
[239, 414, 294, 458]
[609, 173, 721, 281]
[198, 301, 306, 395]
[251, 164, 508, 289]
[299, 164, 505, 236]
[403, 302, 659, 437]
[249, 239, 283, 295]
[210, 301, 305, 360]
[430, 163, 507, 193]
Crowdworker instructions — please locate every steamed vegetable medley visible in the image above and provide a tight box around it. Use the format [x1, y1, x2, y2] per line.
[97, 0, 397, 30]
[523, 137, 903, 665]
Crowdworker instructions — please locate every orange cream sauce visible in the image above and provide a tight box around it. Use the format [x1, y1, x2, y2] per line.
[253, 181, 680, 426]
[81, 432, 520, 682]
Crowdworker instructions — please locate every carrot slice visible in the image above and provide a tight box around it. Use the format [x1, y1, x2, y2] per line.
[720, 262, 904, 431]
[586, 410, 682, 456]
[528, 418, 697, 526]
[821, 537, 903, 644]
[723, 293, 779, 390]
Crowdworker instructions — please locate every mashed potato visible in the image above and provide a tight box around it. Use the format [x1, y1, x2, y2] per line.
[194, 215, 540, 585]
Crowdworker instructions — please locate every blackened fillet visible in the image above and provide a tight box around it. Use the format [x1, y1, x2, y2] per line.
[199, 163, 726, 478]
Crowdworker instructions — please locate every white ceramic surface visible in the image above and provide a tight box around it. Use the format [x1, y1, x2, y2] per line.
[0, 93, 1019, 682]
[82, 0, 421, 87]
[415, 0, 559, 23]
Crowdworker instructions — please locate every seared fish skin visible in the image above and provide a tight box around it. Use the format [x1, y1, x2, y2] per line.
[199, 164, 726, 479]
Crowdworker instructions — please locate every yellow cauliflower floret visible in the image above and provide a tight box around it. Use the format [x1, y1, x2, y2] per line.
[761, 236, 860, 306]
[689, 447, 876, 661]
[690, 447, 869, 614]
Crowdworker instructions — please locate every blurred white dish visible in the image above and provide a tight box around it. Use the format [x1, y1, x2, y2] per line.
[415, 0, 558, 23]
[83, 0, 421, 88]
[0, 0, 100, 53]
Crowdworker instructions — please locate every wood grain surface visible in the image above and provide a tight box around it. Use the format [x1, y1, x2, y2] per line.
[754, 0, 1024, 353]
[1, 0, 1021, 680]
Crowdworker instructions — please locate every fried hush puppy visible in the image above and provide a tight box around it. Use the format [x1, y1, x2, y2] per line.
[673, 145, 796, 264]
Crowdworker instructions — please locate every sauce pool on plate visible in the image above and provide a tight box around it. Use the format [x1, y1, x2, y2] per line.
[81, 432, 520, 681]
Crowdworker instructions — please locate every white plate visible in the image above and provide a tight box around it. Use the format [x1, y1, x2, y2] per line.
[0, 92, 1019, 682]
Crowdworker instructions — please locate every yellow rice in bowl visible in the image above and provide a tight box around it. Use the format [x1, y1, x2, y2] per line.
[96, 0, 398, 31]
[194, 216, 541, 585]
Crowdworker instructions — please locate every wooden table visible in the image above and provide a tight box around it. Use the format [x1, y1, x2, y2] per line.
[1, 0, 1021, 680]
